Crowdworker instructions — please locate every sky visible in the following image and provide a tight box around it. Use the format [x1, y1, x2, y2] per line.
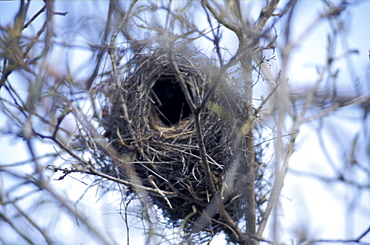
[273, 1, 370, 242]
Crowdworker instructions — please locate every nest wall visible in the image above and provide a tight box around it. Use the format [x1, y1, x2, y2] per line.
[102, 48, 257, 238]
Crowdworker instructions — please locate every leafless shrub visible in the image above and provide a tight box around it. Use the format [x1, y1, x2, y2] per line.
[1, 1, 369, 245]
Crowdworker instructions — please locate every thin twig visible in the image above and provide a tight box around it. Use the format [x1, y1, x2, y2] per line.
[169, 48, 216, 194]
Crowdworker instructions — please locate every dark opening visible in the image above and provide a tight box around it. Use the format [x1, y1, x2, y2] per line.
[151, 74, 192, 126]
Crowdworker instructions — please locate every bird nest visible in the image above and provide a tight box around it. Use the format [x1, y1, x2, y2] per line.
[101, 47, 262, 241]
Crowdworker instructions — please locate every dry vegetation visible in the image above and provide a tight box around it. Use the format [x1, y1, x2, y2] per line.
[0, 1, 369, 244]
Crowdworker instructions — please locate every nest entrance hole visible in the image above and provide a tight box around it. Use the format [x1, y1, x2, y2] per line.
[151, 74, 192, 126]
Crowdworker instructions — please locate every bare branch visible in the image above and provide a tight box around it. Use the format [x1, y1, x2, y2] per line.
[301, 226, 370, 245]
